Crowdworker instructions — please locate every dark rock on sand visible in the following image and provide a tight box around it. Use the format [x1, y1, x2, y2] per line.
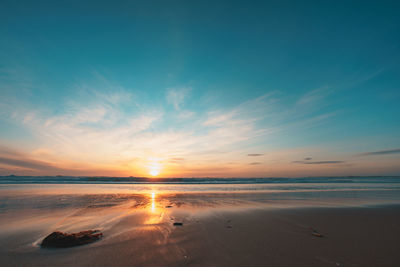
[41, 230, 103, 248]
[173, 222, 183, 226]
[312, 231, 323, 237]
[310, 227, 323, 238]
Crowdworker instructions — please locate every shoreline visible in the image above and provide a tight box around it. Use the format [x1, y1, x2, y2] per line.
[1, 203, 400, 266]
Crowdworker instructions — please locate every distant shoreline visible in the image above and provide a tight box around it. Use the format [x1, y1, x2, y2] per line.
[1, 176, 400, 185]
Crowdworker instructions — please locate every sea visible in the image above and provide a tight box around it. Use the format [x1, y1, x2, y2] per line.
[1, 176, 400, 208]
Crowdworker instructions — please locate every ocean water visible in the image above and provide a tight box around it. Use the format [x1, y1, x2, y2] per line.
[1, 175, 400, 185]
[1, 176, 400, 209]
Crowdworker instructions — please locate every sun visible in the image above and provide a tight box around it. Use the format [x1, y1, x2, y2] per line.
[149, 169, 159, 176]
[147, 159, 161, 177]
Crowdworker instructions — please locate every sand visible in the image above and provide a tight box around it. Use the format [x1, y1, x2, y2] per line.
[1, 201, 400, 267]
[1, 184, 400, 267]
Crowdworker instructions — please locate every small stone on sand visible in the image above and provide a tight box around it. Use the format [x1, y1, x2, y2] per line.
[310, 227, 323, 237]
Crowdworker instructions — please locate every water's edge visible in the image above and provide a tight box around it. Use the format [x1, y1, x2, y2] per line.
[1, 176, 400, 184]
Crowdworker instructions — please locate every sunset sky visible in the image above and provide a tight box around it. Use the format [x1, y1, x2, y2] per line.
[0, 0, 399, 177]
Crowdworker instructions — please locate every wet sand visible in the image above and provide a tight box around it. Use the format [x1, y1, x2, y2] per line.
[0, 187, 400, 266]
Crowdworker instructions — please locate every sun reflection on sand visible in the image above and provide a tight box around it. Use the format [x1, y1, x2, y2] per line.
[144, 191, 164, 225]
[151, 192, 156, 212]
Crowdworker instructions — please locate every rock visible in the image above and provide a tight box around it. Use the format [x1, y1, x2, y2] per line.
[165, 205, 173, 208]
[41, 230, 103, 248]
[310, 227, 323, 238]
[312, 231, 323, 237]
[173, 222, 183, 226]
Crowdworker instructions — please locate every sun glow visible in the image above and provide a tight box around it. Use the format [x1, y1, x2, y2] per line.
[148, 159, 161, 177]
[150, 169, 159, 176]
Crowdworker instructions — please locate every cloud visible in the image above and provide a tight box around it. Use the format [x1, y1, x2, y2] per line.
[10, 86, 162, 161]
[3, 86, 335, 176]
[0, 69, 352, 177]
[201, 89, 337, 150]
[0, 146, 127, 176]
[0, 156, 61, 171]
[0, 146, 64, 173]
[166, 87, 191, 110]
[296, 87, 332, 106]
[199, 94, 280, 151]
[203, 111, 236, 126]
[171, 157, 184, 161]
[292, 160, 345, 165]
[177, 110, 195, 120]
[203, 93, 277, 127]
[0, 146, 25, 158]
[168, 158, 185, 163]
[358, 148, 400, 156]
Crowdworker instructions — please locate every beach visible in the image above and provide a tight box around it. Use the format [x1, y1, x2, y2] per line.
[0, 182, 400, 266]
[1, 0, 400, 265]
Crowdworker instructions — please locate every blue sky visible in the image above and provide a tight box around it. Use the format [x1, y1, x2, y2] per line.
[0, 0, 399, 177]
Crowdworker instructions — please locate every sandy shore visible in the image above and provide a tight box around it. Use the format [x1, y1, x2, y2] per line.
[1, 202, 399, 267]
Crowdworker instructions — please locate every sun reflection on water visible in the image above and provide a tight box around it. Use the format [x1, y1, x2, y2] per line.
[151, 192, 156, 212]
[144, 190, 164, 225]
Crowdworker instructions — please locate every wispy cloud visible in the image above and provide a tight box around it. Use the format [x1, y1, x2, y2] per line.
[177, 110, 195, 120]
[0, 84, 344, 176]
[0, 146, 126, 176]
[0, 69, 382, 177]
[0, 156, 61, 172]
[296, 87, 333, 106]
[166, 87, 191, 110]
[292, 160, 345, 165]
[358, 148, 400, 156]
[169, 157, 185, 163]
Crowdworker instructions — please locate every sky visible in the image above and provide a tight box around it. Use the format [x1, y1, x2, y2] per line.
[0, 0, 399, 177]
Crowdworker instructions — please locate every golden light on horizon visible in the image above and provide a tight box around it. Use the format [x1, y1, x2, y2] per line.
[149, 169, 159, 176]
[148, 159, 161, 177]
